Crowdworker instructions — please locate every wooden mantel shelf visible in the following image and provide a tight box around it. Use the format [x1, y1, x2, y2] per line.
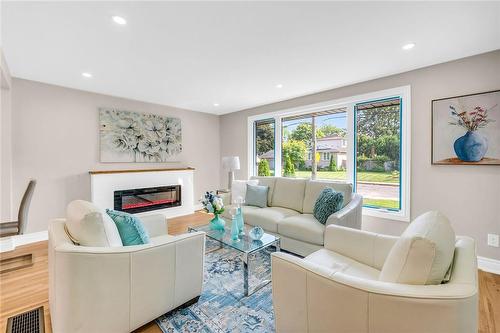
[89, 167, 195, 175]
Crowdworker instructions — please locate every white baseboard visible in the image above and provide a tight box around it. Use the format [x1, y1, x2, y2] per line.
[194, 203, 204, 211]
[478, 256, 500, 275]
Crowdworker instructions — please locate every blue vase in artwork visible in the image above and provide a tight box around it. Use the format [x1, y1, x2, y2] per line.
[453, 131, 488, 162]
[210, 214, 225, 231]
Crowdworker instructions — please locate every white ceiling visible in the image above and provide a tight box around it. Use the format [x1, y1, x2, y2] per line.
[2, 2, 499, 115]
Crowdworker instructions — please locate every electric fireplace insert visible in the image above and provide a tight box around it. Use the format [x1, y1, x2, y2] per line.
[114, 185, 181, 214]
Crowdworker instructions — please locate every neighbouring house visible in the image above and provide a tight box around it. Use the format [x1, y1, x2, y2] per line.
[258, 149, 275, 169]
[258, 136, 347, 171]
[306, 136, 347, 169]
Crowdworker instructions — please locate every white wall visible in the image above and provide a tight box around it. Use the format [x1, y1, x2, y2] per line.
[1, 49, 13, 221]
[11, 78, 221, 232]
[220, 50, 500, 260]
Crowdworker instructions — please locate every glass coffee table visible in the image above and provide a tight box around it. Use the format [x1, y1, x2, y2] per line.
[188, 222, 280, 297]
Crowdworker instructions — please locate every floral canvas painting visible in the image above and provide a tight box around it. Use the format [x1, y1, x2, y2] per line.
[100, 108, 182, 162]
[432, 90, 500, 165]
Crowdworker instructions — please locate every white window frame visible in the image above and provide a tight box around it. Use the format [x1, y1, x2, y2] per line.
[247, 85, 411, 222]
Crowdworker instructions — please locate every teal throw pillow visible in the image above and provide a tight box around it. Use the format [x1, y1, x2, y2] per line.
[245, 184, 268, 208]
[106, 209, 150, 246]
[313, 188, 344, 225]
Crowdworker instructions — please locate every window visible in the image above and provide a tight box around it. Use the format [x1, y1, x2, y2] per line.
[253, 119, 275, 176]
[248, 86, 410, 221]
[279, 108, 348, 180]
[281, 114, 312, 178]
[354, 98, 401, 212]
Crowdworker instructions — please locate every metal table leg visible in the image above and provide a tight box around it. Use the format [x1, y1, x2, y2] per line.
[243, 252, 249, 296]
[242, 239, 280, 297]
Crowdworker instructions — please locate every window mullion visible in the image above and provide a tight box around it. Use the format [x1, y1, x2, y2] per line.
[274, 116, 282, 177]
[346, 103, 356, 187]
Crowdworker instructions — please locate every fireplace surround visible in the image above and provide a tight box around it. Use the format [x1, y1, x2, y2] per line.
[90, 168, 195, 218]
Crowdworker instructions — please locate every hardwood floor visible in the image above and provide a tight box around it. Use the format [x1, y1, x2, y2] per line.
[1, 211, 498, 333]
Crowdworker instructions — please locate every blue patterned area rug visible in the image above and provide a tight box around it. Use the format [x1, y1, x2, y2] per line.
[156, 241, 275, 333]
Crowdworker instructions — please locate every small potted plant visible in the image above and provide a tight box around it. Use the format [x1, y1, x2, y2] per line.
[201, 191, 225, 230]
[449, 103, 496, 162]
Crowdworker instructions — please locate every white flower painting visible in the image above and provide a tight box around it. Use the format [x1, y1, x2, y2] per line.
[100, 108, 182, 162]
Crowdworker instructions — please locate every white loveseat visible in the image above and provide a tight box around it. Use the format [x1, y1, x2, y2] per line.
[48, 214, 205, 333]
[223, 176, 362, 256]
[271, 222, 478, 333]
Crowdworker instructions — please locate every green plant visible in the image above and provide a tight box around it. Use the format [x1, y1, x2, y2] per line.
[328, 155, 337, 171]
[282, 140, 307, 167]
[283, 155, 295, 177]
[258, 159, 271, 176]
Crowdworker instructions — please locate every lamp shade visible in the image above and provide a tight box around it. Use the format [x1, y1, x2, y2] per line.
[222, 156, 240, 171]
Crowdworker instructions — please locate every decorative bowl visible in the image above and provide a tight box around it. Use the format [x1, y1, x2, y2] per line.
[249, 226, 264, 240]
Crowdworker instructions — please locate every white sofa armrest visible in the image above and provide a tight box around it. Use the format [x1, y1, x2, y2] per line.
[140, 214, 168, 237]
[325, 193, 362, 229]
[324, 224, 398, 270]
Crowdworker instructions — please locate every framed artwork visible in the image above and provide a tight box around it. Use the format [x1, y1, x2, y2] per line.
[432, 90, 500, 165]
[99, 108, 182, 162]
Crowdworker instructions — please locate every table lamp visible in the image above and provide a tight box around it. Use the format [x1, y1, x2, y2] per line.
[222, 156, 240, 190]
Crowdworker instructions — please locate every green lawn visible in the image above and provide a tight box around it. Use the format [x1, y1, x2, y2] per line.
[363, 198, 400, 210]
[294, 170, 399, 184]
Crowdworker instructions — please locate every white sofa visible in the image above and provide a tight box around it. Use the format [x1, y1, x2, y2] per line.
[271, 223, 478, 333]
[223, 176, 363, 256]
[48, 214, 205, 333]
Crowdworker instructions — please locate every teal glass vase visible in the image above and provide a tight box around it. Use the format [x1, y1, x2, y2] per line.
[230, 216, 239, 241]
[236, 207, 244, 236]
[210, 214, 225, 231]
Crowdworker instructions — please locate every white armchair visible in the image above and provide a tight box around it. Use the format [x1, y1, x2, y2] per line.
[272, 224, 478, 333]
[49, 214, 205, 333]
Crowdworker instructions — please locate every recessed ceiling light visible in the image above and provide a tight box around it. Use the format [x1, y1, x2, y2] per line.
[81, 72, 92, 78]
[112, 16, 127, 25]
[402, 42, 416, 50]
[275, 84, 283, 89]
[213, 103, 220, 107]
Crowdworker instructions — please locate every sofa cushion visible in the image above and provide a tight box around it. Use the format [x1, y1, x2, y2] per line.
[244, 207, 299, 233]
[278, 214, 325, 245]
[245, 184, 269, 208]
[231, 179, 259, 203]
[303, 180, 352, 214]
[65, 200, 123, 247]
[313, 188, 344, 225]
[271, 177, 307, 212]
[379, 211, 456, 285]
[106, 209, 151, 246]
[250, 176, 276, 206]
[305, 248, 380, 280]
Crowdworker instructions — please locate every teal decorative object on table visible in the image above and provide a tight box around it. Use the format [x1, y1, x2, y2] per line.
[210, 214, 225, 231]
[234, 197, 245, 236]
[236, 207, 244, 236]
[202, 191, 226, 231]
[249, 226, 264, 240]
[230, 216, 239, 241]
